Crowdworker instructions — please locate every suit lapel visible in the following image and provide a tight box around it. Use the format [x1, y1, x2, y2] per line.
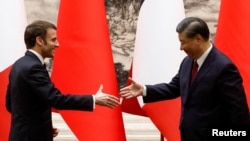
[185, 47, 216, 104]
[191, 48, 216, 87]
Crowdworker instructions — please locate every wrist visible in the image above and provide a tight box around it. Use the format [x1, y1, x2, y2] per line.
[142, 85, 146, 96]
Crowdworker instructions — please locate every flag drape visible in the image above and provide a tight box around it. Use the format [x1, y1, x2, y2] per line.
[122, 0, 185, 140]
[121, 64, 147, 117]
[51, 0, 126, 140]
[215, 0, 250, 108]
[0, 1, 27, 140]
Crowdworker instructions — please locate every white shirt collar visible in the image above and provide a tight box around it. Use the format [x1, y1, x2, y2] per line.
[196, 43, 213, 70]
[28, 49, 45, 65]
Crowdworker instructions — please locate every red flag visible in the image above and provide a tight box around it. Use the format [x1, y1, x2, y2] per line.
[0, 1, 27, 140]
[215, 0, 250, 107]
[122, 0, 185, 140]
[51, 0, 126, 140]
[0, 69, 11, 141]
[121, 64, 147, 117]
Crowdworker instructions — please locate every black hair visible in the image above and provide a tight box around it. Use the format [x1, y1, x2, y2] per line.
[176, 17, 210, 41]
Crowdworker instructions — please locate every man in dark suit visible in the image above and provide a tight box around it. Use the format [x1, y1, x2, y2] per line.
[120, 17, 250, 141]
[6, 20, 120, 141]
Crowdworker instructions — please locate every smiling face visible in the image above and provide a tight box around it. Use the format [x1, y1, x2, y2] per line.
[176, 17, 211, 59]
[178, 32, 204, 59]
[36, 28, 59, 58]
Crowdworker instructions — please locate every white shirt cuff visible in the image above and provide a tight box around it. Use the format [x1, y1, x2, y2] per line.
[142, 85, 147, 96]
[92, 95, 95, 109]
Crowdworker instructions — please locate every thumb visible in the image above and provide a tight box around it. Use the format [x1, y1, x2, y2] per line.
[128, 77, 136, 84]
[97, 84, 103, 93]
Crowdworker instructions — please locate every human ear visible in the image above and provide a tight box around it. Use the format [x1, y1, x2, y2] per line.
[195, 34, 203, 42]
[36, 36, 44, 46]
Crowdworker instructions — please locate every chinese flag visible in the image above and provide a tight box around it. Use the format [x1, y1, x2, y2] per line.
[121, 0, 185, 140]
[121, 64, 147, 117]
[51, 0, 126, 141]
[215, 0, 250, 107]
[0, 0, 27, 140]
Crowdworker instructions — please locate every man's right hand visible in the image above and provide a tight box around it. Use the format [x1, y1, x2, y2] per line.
[94, 85, 120, 108]
[119, 77, 144, 99]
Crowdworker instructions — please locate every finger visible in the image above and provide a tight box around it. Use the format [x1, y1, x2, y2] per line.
[119, 92, 128, 97]
[119, 93, 133, 99]
[105, 101, 113, 108]
[119, 90, 132, 96]
[126, 95, 134, 99]
[108, 101, 120, 108]
[120, 97, 123, 104]
[120, 92, 134, 99]
[120, 85, 132, 91]
[108, 94, 118, 99]
[108, 97, 120, 105]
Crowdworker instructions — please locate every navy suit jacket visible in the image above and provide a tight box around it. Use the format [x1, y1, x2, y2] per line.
[143, 47, 250, 140]
[6, 51, 94, 141]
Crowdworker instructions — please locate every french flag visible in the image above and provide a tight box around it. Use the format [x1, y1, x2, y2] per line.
[0, 0, 27, 140]
[121, 0, 185, 140]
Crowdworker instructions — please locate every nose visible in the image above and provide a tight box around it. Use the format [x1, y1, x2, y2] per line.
[55, 41, 59, 48]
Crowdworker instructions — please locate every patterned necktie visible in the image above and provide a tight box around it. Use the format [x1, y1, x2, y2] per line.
[191, 60, 198, 82]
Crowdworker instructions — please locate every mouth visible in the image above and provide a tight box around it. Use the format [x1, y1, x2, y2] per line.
[184, 50, 189, 54]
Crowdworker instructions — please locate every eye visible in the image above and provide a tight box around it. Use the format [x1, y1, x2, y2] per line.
[52, 38, 57, 42]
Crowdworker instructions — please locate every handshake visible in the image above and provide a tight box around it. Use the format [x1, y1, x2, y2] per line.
[95, 79, 143, 109]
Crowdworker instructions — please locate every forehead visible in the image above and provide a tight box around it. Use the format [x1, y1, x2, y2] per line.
[178, 32, 189, 41]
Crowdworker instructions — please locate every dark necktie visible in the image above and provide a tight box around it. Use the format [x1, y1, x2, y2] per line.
[191, 60, 198, 82]
[43, 63, 47, 70]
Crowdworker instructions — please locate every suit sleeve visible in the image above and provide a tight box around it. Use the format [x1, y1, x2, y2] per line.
[218, 63, 250, 126]
[27, 64, 94, 111]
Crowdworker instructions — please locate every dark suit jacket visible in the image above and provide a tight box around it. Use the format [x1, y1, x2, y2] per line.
[6, 51, 94, 141]
[143, 47, 250, 141]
